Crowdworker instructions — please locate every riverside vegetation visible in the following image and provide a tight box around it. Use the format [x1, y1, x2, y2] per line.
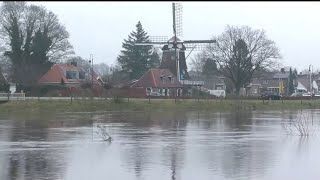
[1, 98, 320, 114]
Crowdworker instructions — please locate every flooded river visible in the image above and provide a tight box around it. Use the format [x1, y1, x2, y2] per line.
[1, 110, 320, 180]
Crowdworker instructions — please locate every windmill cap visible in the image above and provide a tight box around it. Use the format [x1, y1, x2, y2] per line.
[168, 36, 183, 42]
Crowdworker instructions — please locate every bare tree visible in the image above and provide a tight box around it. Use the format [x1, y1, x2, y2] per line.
[66, 56, 90, 70]
[189, 51, 209, 76]
[300, 69, 311, 75]
[0, 2, 74, 87]
[206, 25, 281, 95]
[93, 62, 111, 77]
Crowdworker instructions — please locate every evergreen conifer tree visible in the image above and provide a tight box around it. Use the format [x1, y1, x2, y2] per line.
[289, 67, 295, 95]
[202, 58, 217, 76]
[117, 21, 158, 80]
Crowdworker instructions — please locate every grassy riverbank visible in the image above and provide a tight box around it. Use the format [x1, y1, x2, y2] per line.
[1, 98, 320, 114]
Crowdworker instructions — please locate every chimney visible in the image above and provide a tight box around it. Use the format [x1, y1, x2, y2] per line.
[71, 61, 77, 67]
[280, 68, 285, 73]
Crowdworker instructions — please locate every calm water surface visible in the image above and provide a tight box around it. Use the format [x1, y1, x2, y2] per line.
[1, 110, 320, 180]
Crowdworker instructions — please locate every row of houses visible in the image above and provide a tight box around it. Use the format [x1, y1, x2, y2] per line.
[107, 67, 312, 98]
[0, 62, 104, 95]
[0, 62, 202, 97]
[245, 68, 318, 96]
[123, 67, 319, 98]
[0, 62, 317, 98]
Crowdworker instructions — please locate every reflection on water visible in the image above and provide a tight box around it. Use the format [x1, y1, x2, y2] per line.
[1, 110, 320, 180]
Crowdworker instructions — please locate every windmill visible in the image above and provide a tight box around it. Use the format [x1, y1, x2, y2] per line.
[135, 3, 216, 81]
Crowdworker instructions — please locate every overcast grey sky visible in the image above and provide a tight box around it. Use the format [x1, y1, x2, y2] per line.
[28, 1, 320, 72]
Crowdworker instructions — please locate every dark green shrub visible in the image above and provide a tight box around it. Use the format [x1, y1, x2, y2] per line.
[0, 83, 9, 93]
[113, 96, 123, 103]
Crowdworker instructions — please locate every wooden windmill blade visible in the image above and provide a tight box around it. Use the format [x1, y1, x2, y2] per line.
[133, 2, 217, 82]
[183, 44, 208, 51]
[149, 36, 168, 43]
[134, 42, 167, 46]
[183, 40, 216, 44]
[134, 36, 168, 46]
[172, 2, 181, 80]
[183, 39, 217, 51]
[174, 3, 183, 37]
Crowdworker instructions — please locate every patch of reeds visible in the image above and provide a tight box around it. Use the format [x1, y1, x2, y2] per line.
[96, 124, 113, 141]
[283, 111, 318, 136]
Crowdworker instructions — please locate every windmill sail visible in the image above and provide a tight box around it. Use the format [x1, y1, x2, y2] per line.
[133, 2, 216, 82]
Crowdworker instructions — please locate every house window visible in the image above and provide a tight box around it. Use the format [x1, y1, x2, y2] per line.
[187, 88, 192, 96]
[163, 88, 167, 96]
[79, 71, 85, 79]
[146, 87, 151, 96]
[66, 71, 72, 79]
[254, 88, 258, 93]
[177, 88, 182, 96]
[153, 88, 158, 93]
[160, 76, 165, 82]
[66, 71, 77, 79]
[263, 80, 268, 84]
[168, 76, 173, 83]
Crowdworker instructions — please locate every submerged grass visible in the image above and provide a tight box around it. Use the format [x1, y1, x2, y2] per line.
[1, 98, 320, 115]
[283, 111, 319, 136]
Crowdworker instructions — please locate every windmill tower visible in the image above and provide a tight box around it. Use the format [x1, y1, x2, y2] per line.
[135, 3, 216, 82]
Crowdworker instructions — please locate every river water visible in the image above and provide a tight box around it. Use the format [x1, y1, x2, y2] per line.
[1, 110, 320, 180]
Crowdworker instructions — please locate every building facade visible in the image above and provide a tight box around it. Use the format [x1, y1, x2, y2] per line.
[130, 68, 183, 98]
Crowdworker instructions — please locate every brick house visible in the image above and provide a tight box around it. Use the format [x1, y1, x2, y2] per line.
[130, 68, 183, 98]
[38, 63, 104, 96]
[246, 78, 262, 96]
[246, 68, 292, 96]
[38, 63, 102, 87]
[188, 74, 226, 91]
[296, 73, 319, 93]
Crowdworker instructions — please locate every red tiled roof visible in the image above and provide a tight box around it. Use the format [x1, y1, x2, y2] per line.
[38, 64, 100, 84]
[131, 68, 182, 88]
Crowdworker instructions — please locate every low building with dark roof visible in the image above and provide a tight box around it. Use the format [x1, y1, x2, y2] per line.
[246, 68, 293, 96]
[130, 68, 183, 97]
[246, 78, 263, 96]
[188, 75, 226, 91]
[296, 73, 318, 93]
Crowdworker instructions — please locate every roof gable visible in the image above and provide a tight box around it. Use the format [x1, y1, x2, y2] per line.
[262, 79, 281, 88]
[297, 77, 312, 90]
[38, 64, 101, 84]
[168, 36, 182, 42]
[273, 72, 290, 79]
[296, 80, 308, 90]
[38, 65, 65, 83]
[131, 68, 182, 88]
